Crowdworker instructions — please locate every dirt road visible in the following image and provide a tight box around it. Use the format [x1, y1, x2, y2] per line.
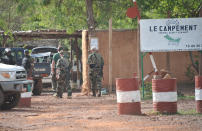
[0, 91, 202, 131]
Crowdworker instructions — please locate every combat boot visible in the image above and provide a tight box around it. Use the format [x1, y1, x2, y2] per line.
[67, 89, 72, 96]
[92, 90, 96, 97]
[56, 92, 62, 98]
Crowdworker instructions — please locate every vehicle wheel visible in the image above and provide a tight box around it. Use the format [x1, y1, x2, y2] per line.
[0, 89, 4, 107]
[1, 92, 20, 110]
[32, 79, 42, 96]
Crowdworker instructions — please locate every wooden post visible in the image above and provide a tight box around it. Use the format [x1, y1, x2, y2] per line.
[70, 39, 73, 81]
[166, 11, 171, 72]
[81, 30, 90, 95]
[109, 18, 113, 93]
[75, 38, 81, 88]
[137, 22, 140, 79]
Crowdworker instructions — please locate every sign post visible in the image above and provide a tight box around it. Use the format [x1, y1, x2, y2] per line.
[140, 17, 202, 99]
[140, 18, 202, 52]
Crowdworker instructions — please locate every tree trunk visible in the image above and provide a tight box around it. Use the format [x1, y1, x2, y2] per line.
[85, 0, 95, 36]
[75, 38, 81, 88]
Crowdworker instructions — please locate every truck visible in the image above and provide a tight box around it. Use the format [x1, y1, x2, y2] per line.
[0, 47, 57, 96]
[0, 47, 25, 66]
[31, 47, 57, 95]
[0, 63, 33, 110]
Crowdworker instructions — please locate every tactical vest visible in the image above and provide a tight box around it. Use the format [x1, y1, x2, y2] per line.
[56, 58, 68, 81]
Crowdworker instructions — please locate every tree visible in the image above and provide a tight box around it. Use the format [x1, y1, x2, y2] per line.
[0, 0, 24, 46]
[0, 0, 201, 46]
[138, 0, 201, 18]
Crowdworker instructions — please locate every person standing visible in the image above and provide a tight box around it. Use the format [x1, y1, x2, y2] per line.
[64, 53, 72, 99]
[87, 48, 104, 97]
[51, 47, 63, 94]
[55, 52, 71, 98]
[3, 48, 16, 65]
[22, 49, 33, 78]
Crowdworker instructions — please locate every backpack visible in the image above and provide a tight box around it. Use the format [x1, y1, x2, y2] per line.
[56, 58, 68, 81]
[88, 52, 104, 68]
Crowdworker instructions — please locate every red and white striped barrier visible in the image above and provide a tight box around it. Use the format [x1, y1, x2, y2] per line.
[116, 78, 141, 115]
[195, 76, 202, 113]
[152, 78, 177, 113]
[18, 92, 32, 107]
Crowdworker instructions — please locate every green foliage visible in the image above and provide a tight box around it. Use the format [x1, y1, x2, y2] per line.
[141, 82, 153, 100]
[139, 0, 201, 18]
[0, 0, 201, 44]
[177, 109, 200, 115]
[178, 95, 195, 100]
[42, 0, 51, 6]
[93, 0, 136, 29]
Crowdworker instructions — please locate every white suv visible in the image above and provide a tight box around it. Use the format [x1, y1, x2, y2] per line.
[0, 63, 33, 110]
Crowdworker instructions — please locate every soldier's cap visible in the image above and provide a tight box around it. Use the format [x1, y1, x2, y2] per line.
[24, 49, 29, 54]
[58, 47, 64, 51]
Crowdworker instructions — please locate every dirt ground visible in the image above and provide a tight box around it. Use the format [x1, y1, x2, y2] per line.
[0, 85, 202, 131]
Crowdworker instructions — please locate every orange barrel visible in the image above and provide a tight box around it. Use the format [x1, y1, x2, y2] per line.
[116, 78, 141, 115]
[152, 78, 177, 113]
[195, 76, 202, 113]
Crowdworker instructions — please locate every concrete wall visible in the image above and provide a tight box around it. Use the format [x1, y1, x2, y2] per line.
[93, 29, 196, 87]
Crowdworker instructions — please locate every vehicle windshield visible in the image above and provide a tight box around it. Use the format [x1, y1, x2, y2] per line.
[31, 47, 57, 54]
[31, 47, 57, 63]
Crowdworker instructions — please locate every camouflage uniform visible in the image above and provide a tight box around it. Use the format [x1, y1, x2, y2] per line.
[51, 53, 61, 91]
[22, 52, 33, 78]
[87, 52, 104, 97]
[65, 55, 72, 98]
[56, 55, 72, 98]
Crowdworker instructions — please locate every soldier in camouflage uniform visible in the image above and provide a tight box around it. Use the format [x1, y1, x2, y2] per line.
[56, 52, 72, 98]
[87, 48, 104, 97]
[64, 53, 72, 99]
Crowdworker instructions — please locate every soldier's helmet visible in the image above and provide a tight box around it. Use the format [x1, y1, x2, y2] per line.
[5, 48, 11, 53]
[24, 49, 29, 55]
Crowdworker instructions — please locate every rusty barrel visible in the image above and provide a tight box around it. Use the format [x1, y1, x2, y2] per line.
[18, 92, 32, 107]
[152, 78, 177, 113]
[195, 76, 202, 113]
[18, 81, 33, 108]
[116, 78, 141, 115]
